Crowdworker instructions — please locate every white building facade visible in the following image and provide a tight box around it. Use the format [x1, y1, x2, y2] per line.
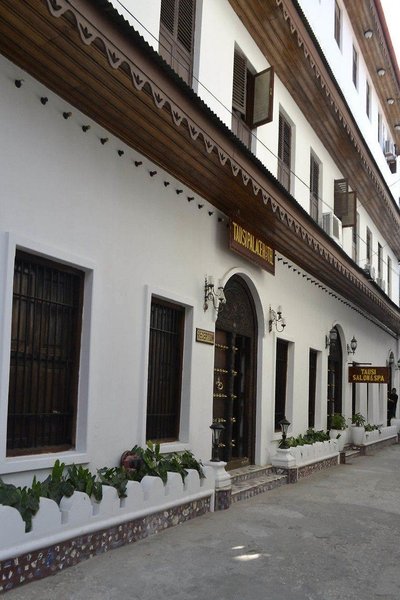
[0, 0, 399, 486]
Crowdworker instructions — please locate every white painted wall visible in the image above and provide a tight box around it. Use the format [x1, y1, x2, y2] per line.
[0, 2, 398, 485]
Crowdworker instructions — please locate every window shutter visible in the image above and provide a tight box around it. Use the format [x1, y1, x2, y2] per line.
[177, 0, 195, 54]
[334, 179, 356, 227]
[251, 66, 274, 128]
[232, 50, 247, 115]
[279, 113, 291, 167]
[160, 0, 175, 34]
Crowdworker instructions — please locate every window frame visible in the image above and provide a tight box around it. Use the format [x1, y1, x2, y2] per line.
[310, 151, 321, 223]
[159, 0, 196, 85]
[146, 296, 186, 443]
[334, 1, 342, 48]
[278, 111, 293, 192]
[7, 251, 84, 457]
[0, 234, 93, 475]
[231, 46, 274, 148]
[366, 80, 371, 119]
[352, 45, 358, 88]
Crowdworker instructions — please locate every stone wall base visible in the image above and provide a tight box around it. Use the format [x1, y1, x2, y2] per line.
[0, 497, 211, 594]
[359, 436, 397, 455]
[282, 456, 339, 483]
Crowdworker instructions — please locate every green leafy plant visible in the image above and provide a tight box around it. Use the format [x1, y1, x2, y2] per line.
[351, 413, 366, 427]
[127, 442, 205, 483]
[0, 480, 40, 532]
[34, 460, 74, 505]
[365, 423, 380, 432]
[97, 467, 129, 498]
[330, 413, 347, 430]
[66, 464, 103, 502]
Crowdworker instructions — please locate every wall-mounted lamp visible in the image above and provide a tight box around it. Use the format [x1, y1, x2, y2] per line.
[394, 124, 400, 131]
[278, 417, 290, 449]
[269, 306, 286, 333]
[325, 327, 338, 350]
[210, 422, 225, 462]
[204, 276, 226, 313]
[387, 98, 395, 105]
[347, 336, 358, 355]
[377, 68, 386, 77]
[364, 29, 373, 39]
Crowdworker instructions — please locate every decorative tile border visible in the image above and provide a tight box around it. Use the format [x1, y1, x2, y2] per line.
[0, 497, 210, 594]
[215, 488, 231, 511]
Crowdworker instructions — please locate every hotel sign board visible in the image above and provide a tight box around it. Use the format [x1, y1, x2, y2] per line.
[230, 220, 275, 274]
[348, 366, 389, 384]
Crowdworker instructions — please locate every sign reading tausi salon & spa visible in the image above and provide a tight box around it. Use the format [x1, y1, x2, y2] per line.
[229, 220, 275, 274]
[348, 366, 389, 384]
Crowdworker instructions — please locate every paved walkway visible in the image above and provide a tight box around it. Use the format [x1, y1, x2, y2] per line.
[6, 445, 400, 600]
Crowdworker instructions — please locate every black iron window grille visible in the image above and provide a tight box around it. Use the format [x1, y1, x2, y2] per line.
[7, 251, 84, 455]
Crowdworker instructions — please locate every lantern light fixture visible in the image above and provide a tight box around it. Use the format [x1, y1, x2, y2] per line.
[204, 276, 226, 312]
[269, 305, 286, 333]
[210, 422, 225, 462]
[325, 327, 338, 350]
[347, 336, 358, 355]
[377, 68, 386, 77]
[278, 417, 291, 449]
[364, 29, 373, 39]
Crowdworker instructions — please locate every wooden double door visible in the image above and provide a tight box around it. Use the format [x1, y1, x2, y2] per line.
[213, 276, 257, 470]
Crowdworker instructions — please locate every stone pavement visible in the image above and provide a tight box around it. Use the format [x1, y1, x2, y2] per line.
[5, 444, 400, 600]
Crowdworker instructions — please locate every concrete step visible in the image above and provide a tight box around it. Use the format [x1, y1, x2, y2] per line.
[230, 467, 287, 504]
[340, 445, 362, 464]
[229, 464, 276, 485]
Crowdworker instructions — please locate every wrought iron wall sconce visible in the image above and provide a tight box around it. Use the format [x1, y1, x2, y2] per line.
[269, 305, 286, 333]
[278, 417, 290, 449]
[347, 336, 358, 355]
[325, 327, 338, 350]
[210, 422, 225, 462]
[204, 276, 226, 312]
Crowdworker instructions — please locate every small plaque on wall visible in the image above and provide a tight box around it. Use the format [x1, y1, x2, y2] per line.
[196, 328, 215, 345]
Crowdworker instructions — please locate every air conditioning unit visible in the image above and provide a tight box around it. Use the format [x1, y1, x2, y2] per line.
[384, 139, 396, 161]
[376, 277, 386, 292]
[364, 263, 376, 281]
[322, 212, 342, 245]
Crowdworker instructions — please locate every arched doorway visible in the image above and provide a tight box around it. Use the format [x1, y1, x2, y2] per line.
[327, 326, 343, 422]
[212, 275, 257, 470]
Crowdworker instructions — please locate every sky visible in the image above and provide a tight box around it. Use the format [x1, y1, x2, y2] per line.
[380, 0, 400, 67]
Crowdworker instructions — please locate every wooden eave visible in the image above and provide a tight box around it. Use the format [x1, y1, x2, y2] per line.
[343, 0, 400, 146]
[228, 0, 400, 261]
[0, 0, 399, 335]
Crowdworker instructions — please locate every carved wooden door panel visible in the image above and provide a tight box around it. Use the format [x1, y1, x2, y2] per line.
[213, 276, 257, 470]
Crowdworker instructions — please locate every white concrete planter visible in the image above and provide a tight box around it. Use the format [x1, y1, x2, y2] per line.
[0, 468, 216, 560]
[329, 428, 348, 451]
[351, 425, 365, 446]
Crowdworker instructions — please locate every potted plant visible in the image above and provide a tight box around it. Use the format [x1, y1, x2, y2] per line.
[351, 413, 366, 445]
[329, 413, 348, 451]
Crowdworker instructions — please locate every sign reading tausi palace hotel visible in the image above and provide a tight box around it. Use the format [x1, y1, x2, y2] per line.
[230, 220, 275, 274]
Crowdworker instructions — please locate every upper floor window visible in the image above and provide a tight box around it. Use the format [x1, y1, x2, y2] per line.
[334, 1, 342, 48]
[387, 256, 392, 297]
[352, 46, 358, 88]
[310, 152, 321, 223]
[378, 243, 383, 280]
[366, 227, 372, 263]
[274, 339, 289, 431]
[159, 0, 196, 85]
[146, 298, 185, 442]
[352, 212, 359, 264]
[378, 112, 383, 144]
[366, 80, 371, 119]
[278, 112, 292, 192]
[232, 47, 274, 149]
[7, 251, 84, 456]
